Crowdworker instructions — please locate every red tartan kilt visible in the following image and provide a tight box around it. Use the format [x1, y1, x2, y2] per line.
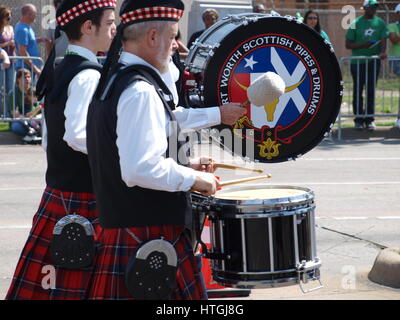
[88, 225, 207, 300]
[5, 187, 99, 300]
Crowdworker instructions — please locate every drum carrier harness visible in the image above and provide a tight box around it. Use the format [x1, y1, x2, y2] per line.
[93, 64, 189, 299]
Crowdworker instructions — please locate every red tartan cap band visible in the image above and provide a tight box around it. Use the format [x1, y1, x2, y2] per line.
[120, 6, 184, 24]
[57, 0, 117, 27]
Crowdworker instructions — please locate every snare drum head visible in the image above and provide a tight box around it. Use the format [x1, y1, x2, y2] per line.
[186, 14, 342, 163]
[213, 184, 313, 207]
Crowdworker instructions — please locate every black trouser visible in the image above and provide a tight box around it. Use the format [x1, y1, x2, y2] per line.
[350, 59, 381, 124]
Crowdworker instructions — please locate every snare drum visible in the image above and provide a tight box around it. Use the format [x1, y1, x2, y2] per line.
[186, 13, 343, 163]
[191, 185, 321, 290]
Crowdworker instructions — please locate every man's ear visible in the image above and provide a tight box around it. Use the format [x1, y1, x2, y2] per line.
[146, 28, 159, 48]
[81, 19, 94, 36]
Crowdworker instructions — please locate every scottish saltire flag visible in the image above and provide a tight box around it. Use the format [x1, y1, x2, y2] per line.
[230, 47, 311, 129]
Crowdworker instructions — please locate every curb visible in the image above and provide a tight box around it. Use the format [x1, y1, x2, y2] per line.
[0, 131, 24, 145]
[331, 126, 400, 140]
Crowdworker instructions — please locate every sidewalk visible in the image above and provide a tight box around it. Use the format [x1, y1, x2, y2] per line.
[331, 125, 400, 140]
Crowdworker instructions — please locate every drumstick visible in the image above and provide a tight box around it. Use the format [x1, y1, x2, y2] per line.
[220, 174, 272, 187]
[214, 162, 263, 173]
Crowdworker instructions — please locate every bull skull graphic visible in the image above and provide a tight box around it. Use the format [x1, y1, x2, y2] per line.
[234, 75, 306, 122]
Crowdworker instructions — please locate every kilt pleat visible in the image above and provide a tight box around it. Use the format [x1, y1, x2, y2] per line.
[87, 225, 207, 300]
[5, 187, 99, 300]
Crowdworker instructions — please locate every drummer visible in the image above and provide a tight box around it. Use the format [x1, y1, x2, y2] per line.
[85, 0, 242, 300]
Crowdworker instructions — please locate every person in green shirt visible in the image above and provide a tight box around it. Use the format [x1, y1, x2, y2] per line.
[7, 67, 41, 143]
[345, 0, 388, 131]
[388, 3, 400, 129]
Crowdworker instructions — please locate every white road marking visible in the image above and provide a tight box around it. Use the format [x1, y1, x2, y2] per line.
[270, 182, 400, 186]
[0, 225, 31, 229]
[0, 187, 44, 191]
[303, 158, 400, 161]
[333, 217, 368, 220]
[376, 216, 400, 220]
[0, 162, 17, 166]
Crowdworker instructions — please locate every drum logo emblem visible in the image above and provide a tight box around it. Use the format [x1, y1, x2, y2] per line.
[217, 34, 323, 160]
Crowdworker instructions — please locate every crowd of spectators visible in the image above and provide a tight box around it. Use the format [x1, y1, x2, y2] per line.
[0, 3, 55, 143]
[1, 1, 400, 144]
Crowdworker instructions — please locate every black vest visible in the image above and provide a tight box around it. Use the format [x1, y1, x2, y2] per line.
[86, 65, 192, 229]
[44, 54, 102, 193]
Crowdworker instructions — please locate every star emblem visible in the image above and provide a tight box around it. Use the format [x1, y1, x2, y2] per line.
[244, 55, 258, 70]
[364, 28, 375, 37]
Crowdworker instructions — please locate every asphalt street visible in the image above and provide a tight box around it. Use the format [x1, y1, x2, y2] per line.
[0, 128, 400, 300]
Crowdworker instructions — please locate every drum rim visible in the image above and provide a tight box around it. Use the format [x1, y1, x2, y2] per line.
[186, 12, 268, 63]
[212, 184, 314, 206]
[213, 274, 300, 289]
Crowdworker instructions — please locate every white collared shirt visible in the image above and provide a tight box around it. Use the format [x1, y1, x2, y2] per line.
[161, 60, 221, 130]
[42, 44, 101, 154]
[116, 52, 220, 191]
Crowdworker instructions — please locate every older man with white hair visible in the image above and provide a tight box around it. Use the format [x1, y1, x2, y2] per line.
[85, 0, 247, 300]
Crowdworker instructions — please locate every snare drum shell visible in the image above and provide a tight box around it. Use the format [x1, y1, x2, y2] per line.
[208, 185, 317, 286]
[211, 212, 313, 276]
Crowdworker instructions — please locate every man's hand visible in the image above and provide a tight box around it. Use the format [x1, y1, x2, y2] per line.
[189, 157, 216, 173]
[191, 172, 220, 196]
[33, 65, 41, 77]
[219, 103, 247, 125]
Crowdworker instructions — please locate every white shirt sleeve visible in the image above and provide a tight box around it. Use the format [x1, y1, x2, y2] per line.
[172, 106, 221, 130]
[41, 112, 47, 151]
[63, 69, 100, 154]
[116, 81, 197, 192]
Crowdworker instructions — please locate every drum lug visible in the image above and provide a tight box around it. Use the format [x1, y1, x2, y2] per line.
[228, 14, 259, 26]
[297, 260, 323, 293]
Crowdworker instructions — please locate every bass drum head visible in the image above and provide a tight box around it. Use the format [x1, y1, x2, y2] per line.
[190, 14, 343, 163]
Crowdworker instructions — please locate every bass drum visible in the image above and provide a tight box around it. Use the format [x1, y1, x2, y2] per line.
[186, 13, 343, 163]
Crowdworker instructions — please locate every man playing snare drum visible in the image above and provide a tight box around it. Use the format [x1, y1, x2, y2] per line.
[85, 0, 244, 300]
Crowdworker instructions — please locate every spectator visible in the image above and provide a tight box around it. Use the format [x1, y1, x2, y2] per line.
[187, 8, 219, 49]
[0, 47, 10, 69]
[253, 2, 279, 15]
[176, 30, 189, 61]
[345, 0, 388, 131]
[388, 4, 400, 129]
[171, 31, 189, 106]
[0, 47, 11, 116]
[7, 68, 41, 143]
[0, 6, 15, 99]
[15, 4, 45, 78]
[253, 3, 267, 13]
[304, 10, 331, 43]
[45, 0, 68, 60]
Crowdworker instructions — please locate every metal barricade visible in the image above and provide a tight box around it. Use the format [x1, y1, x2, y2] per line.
[0, 55, 106, 133]
[338, 55, 400, 139]
[0, 56, 44, 123]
